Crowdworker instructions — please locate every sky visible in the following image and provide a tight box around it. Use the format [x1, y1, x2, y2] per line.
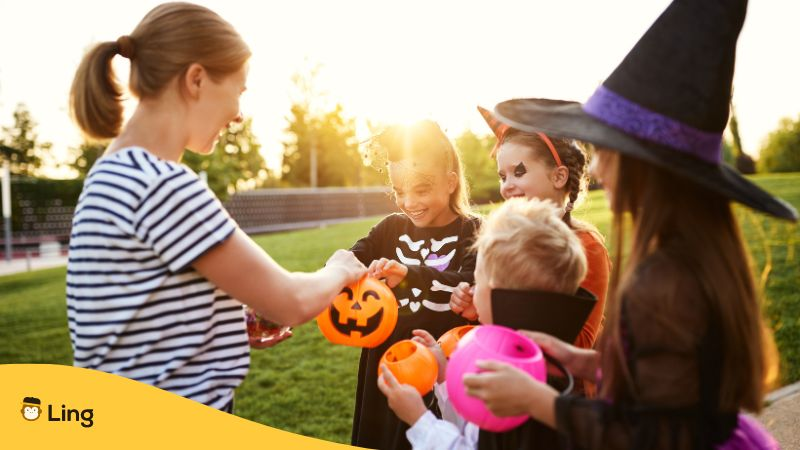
[1, 0, 799, 178]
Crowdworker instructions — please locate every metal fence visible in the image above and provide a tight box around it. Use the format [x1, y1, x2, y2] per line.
[0, 186, 398, 258]
[223, 186, 398, 234]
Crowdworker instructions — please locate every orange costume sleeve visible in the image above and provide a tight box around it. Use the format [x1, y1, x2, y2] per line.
[573, 230, 611, 350]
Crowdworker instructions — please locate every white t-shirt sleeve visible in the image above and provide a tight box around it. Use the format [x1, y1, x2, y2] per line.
[435, 381, 468, 427]
[406, 410, 479, 450]
[134, 167, 237, 272]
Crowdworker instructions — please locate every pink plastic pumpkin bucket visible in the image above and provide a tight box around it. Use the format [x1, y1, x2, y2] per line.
[446, 325, 546, 431]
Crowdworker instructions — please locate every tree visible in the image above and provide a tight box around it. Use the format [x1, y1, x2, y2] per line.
[758, 116, 800, 173]
[182, 117, 271, 200]
[282, 102, 382, 187]
[282, 63, 386, 188]
[0, 103, 50, 176]
[727, 103, 755, 174]
[70, 140, 107, 178]
[455, 129, 501, 204]
[282, 102, 314, 186]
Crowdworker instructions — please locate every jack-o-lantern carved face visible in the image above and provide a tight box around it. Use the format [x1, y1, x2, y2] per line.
[317, 277, 399, 348]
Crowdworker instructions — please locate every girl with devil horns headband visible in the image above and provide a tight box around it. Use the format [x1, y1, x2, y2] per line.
[451, 107, 610, 377]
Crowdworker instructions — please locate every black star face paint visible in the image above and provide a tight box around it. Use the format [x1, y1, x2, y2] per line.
[514, 162, 528, 178]
[498, 162, 528, 183]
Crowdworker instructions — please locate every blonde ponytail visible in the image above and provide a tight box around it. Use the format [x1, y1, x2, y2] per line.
[69, 41, 125, 139]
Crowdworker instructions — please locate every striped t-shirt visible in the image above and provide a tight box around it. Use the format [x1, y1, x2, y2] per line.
[66, 146, 250, 409]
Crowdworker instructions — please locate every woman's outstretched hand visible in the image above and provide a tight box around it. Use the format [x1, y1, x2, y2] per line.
[326, 250, 368, 285]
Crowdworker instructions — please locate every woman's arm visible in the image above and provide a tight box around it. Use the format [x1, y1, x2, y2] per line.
[193, 229, 366, 326]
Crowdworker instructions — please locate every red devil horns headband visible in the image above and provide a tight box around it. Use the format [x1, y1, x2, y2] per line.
[477, 106, 562, 166]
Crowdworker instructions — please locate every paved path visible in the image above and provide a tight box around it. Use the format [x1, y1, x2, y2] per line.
[759, 383, 800, 449]
[0, 255, 68, 276]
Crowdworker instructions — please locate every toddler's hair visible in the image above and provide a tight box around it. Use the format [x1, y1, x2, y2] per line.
[474, 198, 587, 294]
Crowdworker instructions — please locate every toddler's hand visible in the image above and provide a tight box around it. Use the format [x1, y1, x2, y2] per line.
[411, 329, 447, 383]
[377, 363, 427, 426]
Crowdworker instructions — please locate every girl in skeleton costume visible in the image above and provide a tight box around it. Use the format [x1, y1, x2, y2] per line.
[348, 120, 481, 450]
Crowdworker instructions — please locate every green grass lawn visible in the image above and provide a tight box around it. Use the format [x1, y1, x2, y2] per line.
[0, 173, 797, 444]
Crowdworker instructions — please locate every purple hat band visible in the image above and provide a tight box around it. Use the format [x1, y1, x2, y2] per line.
[582, 85, 723, 164]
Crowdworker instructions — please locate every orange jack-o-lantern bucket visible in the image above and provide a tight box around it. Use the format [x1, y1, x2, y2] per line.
[378, 340, 438, 395]
[317, 277, 398, 348]
[437, 325, 476, 359]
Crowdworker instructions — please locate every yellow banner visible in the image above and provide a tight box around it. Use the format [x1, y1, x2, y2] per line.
[1, 364, 362, 449]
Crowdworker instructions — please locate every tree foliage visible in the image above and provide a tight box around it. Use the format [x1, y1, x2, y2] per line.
[454, 129, 501, 203]
[282, 67, 385, 188]
[70, 140, 107, 178]
[758, 116, 800, 173]
[0, 103, 50, 176]
[183, 117, 271, 200]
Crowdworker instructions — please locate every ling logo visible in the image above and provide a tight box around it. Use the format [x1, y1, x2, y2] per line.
[22, 397, 42, 421]
[20, 396, 94, 428]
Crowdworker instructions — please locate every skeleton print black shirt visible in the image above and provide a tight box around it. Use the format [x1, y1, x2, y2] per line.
[350, 212, 481, 450]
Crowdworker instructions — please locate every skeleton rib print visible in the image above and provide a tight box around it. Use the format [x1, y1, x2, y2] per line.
[395, 234, 461, 313]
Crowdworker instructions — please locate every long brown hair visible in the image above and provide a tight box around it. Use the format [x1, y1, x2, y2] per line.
[376, 120, 472, 218]
[499, 131, 599, 237]
[70, 2, 251, 139]
[601, 154, 777, 412]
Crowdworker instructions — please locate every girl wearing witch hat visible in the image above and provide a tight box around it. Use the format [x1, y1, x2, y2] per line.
[461, 0, 795, 448]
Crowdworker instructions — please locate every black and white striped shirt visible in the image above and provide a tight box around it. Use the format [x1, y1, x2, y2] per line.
[66, 147, 249, 409]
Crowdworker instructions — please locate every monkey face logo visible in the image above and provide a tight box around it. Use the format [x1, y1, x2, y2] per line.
[22, 397, 42, 421]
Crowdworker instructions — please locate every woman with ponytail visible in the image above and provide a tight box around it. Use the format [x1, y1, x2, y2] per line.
[66, 2, 366, 412]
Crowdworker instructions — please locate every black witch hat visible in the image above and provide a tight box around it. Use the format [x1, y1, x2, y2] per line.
[493, 0, 797, 220]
